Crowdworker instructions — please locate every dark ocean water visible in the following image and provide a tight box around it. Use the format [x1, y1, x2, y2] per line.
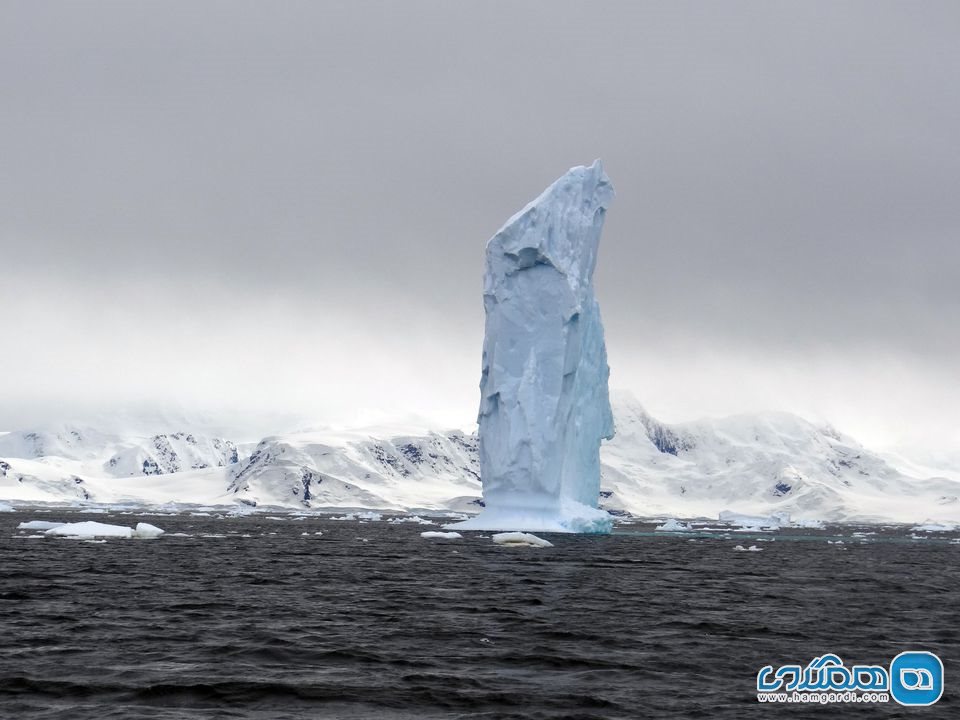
[1, 511, 958, 719]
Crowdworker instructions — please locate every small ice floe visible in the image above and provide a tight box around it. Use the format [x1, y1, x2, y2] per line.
[18, 521, 65, 531]
[732, 544, 762, 552]
[314, 531, 323, 536]
[330, 511, 383, 521]
[420, 531, 462, 540]
[0, 502, 15, 513]
[719, 510, 788, 530]
[389, 515, 435, 525]
[492, 532, 553, 548]
[44, 521, 166, 539]
[134, 523, 165, 539]
[827, 540, 844, 545]
[911, 522, 957, 532]
[654, 518, 694, 532]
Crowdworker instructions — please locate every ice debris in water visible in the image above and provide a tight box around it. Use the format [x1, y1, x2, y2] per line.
[719, 510, 790, 529]
[421, 531, 462, 539]
[389, 515, 435, 525]
[449, 161, 615, 535]
[18, 521, 65, 530]
[733, 544, 762, 552]
[43, 521, 165, 539]
[331, 511, 383, 521]
[492, 532, 554, 548]
[655, 519, 694, 532]
[911, 522, 956, 532]
[0, 502, 14, 512]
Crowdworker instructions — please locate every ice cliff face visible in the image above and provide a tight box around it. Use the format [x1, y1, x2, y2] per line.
[450, 161, 616, 533]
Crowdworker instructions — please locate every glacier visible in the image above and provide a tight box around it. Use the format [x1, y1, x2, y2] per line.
[448, 160, 616, 534]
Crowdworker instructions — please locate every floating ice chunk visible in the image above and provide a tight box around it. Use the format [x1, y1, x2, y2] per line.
[911, 522, 956, 532]
[421, 531, 462, 539]
[45, 521, 134, 538]
[655, 519, 694, 532]
[18, 521, 65, 531]
[0, 501, 14, 512]
[719, 510, 789, 529]
[389, 515, 435, 525]
[733, 544, 762, 552]
[492, 532, 554, 548]
[449, 161, 615, 535]
[330, 511, 383, 521]
[42, 520, 166, 539]
[133, 522, 165, 539]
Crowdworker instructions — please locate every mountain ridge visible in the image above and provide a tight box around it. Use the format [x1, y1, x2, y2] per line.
[1, 394, 957, 524]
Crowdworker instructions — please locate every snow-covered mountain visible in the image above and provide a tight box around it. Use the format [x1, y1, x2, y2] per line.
[1, 394, 958, 524]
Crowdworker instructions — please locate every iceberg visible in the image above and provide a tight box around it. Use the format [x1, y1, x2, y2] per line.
[43, 521, 166, 539]
[45, 521, 135, 538]
[18, 520, 65, 530]
[719, 510, 790, 529]
[655, 518, 694, 532]
[491, 531, 554, 548]
[448, 161, 615, 534]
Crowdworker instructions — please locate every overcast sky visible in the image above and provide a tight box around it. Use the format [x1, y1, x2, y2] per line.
[1, 1, 958, 451]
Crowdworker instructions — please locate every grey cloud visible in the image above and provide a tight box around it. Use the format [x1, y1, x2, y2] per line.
[1, 1, 958, 448]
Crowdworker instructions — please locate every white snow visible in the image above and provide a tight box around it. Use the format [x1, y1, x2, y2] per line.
[449, 161, 615, 535]
[2, 387, 960, 526]
[420, 531, 462, 539]
[492, 532, 554, 548]
[655, 518, 694, 532]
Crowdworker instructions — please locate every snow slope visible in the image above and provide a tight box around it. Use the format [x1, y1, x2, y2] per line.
[1, 396, 958, 524]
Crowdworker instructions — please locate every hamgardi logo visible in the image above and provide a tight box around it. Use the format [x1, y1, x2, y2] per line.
[756, 651, 943, 705]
